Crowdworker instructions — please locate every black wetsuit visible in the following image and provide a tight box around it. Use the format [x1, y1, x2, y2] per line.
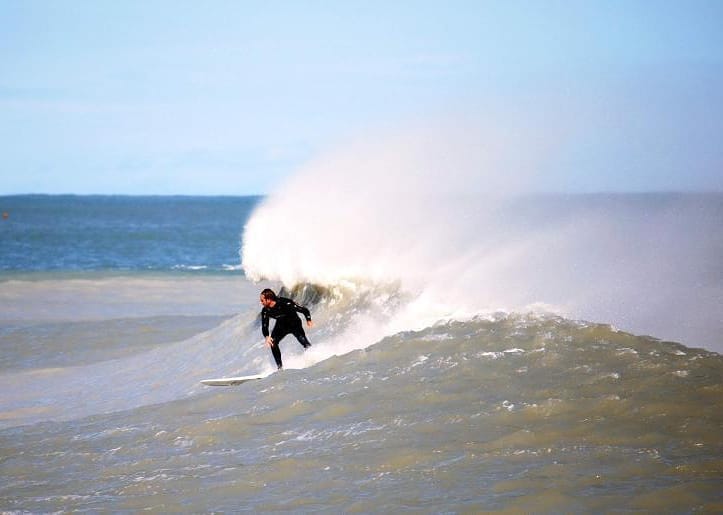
[261, 297, 312, 369]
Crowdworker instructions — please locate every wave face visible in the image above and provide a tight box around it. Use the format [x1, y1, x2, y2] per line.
[241, 131, 723, 350]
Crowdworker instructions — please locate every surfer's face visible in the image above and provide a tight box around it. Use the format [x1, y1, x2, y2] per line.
[260, 295, 274, 308]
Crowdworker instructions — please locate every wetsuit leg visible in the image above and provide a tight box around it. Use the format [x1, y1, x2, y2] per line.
[292, 326, 311, 348]
[270, 324, 292, 369]
[270, 341, 283, 369]
[268, 320, 310, 369]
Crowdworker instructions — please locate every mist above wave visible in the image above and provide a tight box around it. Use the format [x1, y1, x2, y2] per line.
[241, 123, 723, 351]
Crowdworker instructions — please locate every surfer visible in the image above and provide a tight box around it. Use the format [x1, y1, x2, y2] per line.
[259, 288, 314, 370]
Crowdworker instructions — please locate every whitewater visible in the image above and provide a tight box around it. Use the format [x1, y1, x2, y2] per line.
[242, 128, 723, 351]
[1, 135, 722, 510]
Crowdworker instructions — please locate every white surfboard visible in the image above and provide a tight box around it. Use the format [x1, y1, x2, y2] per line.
[200, 374, 266, 386]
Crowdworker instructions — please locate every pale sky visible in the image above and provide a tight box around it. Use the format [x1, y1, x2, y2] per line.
[1, 0, 722, 195]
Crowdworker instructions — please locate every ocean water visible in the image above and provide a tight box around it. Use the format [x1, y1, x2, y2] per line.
[1, 193, 722, 512]
[0, 195, 261, 273]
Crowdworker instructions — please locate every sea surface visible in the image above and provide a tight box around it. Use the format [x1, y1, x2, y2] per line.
[1, 193, 722, 512]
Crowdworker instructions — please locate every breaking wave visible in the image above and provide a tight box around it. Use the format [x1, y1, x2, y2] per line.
[241, 129, 723, 350]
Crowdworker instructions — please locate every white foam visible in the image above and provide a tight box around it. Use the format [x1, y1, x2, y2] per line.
[240, 128, 723, 351]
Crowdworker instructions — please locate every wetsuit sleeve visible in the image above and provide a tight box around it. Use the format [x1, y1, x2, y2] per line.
[261, 308, 270, 337]
[289, 299, 312, 322]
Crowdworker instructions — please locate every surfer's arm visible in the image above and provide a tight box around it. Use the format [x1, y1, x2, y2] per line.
[289, 299, 312, 322]
[261, 309, 270, 337]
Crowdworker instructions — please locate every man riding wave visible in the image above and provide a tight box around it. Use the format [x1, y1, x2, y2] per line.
[259, 288, 314, 370]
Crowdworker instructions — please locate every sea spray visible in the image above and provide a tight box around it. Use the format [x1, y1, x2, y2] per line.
[241, 128, 723, 350]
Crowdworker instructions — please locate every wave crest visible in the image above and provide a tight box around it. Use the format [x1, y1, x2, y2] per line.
[240, 127, 723, 350]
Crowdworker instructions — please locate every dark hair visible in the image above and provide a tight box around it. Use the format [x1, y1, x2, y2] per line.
[260, 288, 277, 301]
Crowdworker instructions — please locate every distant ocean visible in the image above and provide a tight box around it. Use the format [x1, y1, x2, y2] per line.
[1, 193, 721, 512]
[0, 195, 261, 274]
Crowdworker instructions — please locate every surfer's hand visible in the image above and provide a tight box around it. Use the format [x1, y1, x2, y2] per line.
[307, 320, 314, 328]
[265, 336, 275, 347]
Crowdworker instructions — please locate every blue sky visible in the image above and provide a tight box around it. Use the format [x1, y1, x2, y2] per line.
[1, 0, 721, 194]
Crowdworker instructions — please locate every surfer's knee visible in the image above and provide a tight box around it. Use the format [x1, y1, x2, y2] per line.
[297, 333, 311, 348]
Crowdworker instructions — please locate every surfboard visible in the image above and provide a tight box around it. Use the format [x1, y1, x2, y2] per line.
[200, 374, 266, 386]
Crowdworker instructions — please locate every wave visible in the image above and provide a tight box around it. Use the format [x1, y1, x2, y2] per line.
[0, 276, 479, 429]
[1, 271, 719, 431]
[241, 129, 723, 351]
[3, 130, 721, 429]
[0, 279, 404, 428]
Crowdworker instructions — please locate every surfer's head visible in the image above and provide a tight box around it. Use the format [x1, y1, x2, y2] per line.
[260, 288, 277, 307]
